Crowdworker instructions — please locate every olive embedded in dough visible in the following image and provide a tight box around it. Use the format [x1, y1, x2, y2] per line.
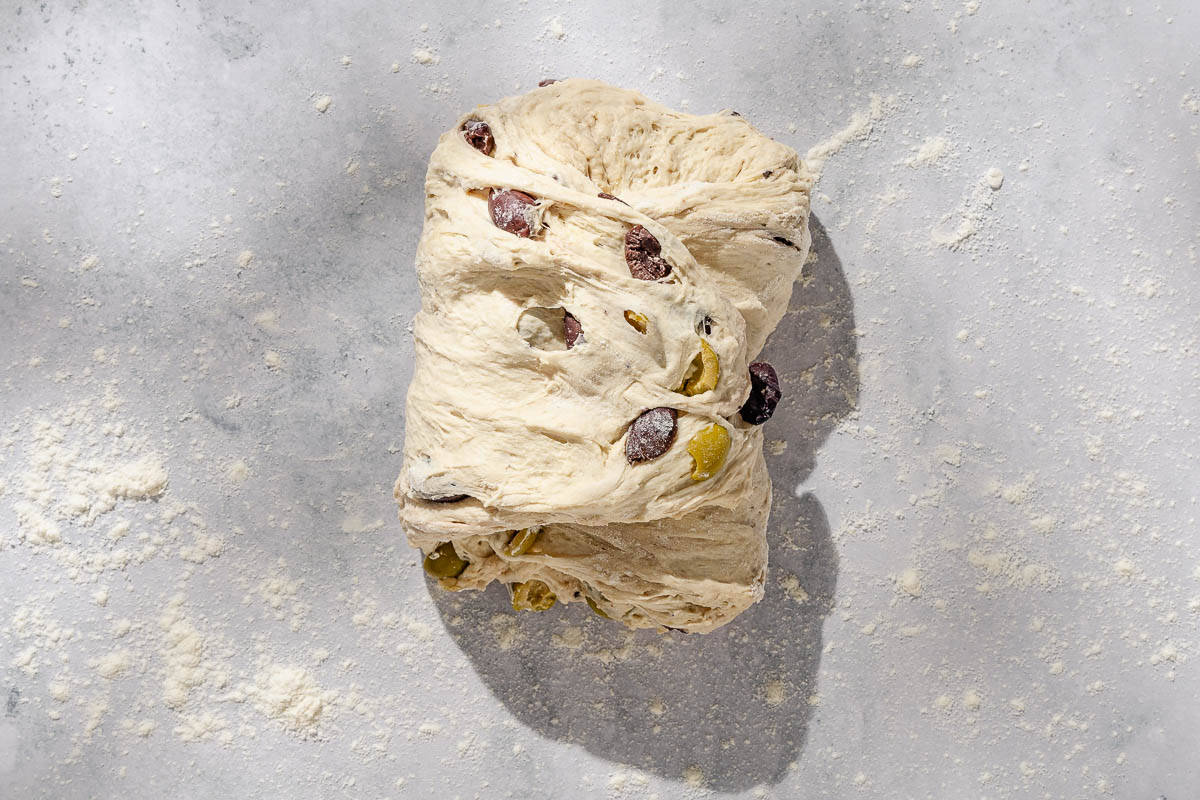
[511, 580, 557, 611]
[686, 423, 731, 481]
[585, 594, 611, 619]
[624, 224, 672, 280]
[625, 407, 678, 463]
[679, 340, 720, 396]
[624, 310, 648, 334]
[423, 493, 468, 504]
[739, 362, 782, 425]
[423, 541, 468, 579]
[489, 189, 539, 237]
[461, 118, 494, 155]
[563, 310, 583, 348]
[505, 528, 539, 557]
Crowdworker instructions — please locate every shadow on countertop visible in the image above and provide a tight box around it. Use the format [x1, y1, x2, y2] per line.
[430, 216, 858, 792]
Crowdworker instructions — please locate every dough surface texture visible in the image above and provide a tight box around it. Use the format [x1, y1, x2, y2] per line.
[396, 79, 812, 633]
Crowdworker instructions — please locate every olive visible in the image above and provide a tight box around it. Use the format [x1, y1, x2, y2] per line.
[679, 340, 719, 396]
[505, 528, 539, 557]
[511, 580, 556, 612]
[585, 595, 611, 619]
[624, 310, 649, 334]
[422, 541, 468, 579]
[687, 423, 731, 481]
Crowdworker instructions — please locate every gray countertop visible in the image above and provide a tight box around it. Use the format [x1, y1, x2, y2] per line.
[2, 1, 1198, 797]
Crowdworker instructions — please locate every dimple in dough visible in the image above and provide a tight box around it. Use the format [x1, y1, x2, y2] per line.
[395, 79, 813, 633]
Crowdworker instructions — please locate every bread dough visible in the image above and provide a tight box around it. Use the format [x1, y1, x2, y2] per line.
[395, 79, 812, 633]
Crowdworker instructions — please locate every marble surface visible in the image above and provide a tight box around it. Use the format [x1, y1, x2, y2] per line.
[1, 1, 1198, 797]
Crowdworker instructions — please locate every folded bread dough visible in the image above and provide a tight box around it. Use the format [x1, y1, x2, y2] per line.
[395, 79, 812, 633]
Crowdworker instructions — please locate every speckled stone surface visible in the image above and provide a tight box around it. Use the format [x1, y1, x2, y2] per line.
[1, 1, 1197, 797]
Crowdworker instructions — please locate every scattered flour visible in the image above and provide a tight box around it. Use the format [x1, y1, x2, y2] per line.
[19, 410, 167, 525]
[160, 594, 226, 710]
[906, 136, 951, 167]
[544, 16, 566, 40]
[936, 444, 963, 467]
[805, 94, 896, 179]
[779, 573, 811, 604]
[490, 614, 521, 651]
[930, 169, 1004, 248]
[94, 649, 131, 679]
[551, 625, 585, 650]
[897, 568, 923, 597]
[178, 531, 224, 563]
[340, 514, 385, 534]
[250, 664, 335, 736]
[967, 548, 1060, 590]
[411, 48, 438, 65]
[313, 95, 332, 113]
[227, 459, 250, 483]
[252, 310, 279, 331]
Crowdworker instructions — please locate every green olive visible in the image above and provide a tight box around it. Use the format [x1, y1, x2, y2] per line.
[511, 580, 557, 612]
[679, 340, 720, 396]
[422, 541, 468, 579]
[585, 594, 611, 619]
[686, 423, 731, 481]
[505, 528, 539, 557]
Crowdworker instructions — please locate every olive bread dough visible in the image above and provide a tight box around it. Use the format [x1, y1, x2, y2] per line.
[395, 79, 812, 633]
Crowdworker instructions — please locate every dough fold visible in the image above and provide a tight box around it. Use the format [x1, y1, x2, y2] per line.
[396, 79, 812, 633]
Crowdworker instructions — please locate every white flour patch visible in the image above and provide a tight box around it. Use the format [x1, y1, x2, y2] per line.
[805, 94, 897, 180]
[158, 595, 231, 738]
[930, 170, 1003, 248]
[779, 573, 810, 604]
[93, 648, 131, 679]
[249, 664, 335, 737]
[906, 136, 951, 167]
[543, 16, 566, 40]
[897, 568, 923, 597]
[411, 48, 438, 65]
